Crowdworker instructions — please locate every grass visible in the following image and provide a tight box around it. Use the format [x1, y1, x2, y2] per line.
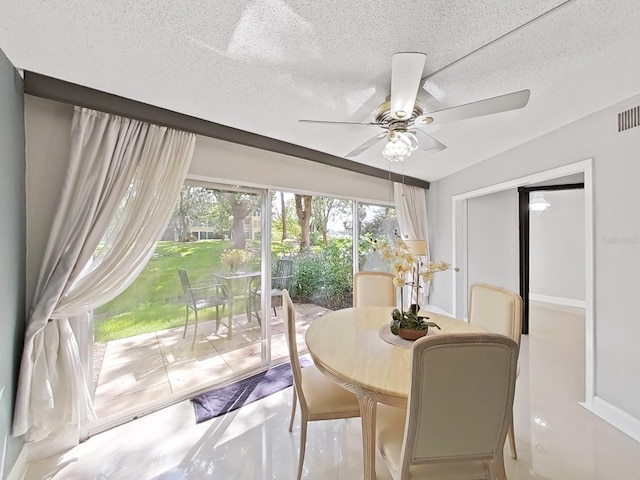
[94, 240, 260, 342]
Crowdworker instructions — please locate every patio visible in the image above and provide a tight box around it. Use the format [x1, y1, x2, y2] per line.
[92, 303, 332, 419]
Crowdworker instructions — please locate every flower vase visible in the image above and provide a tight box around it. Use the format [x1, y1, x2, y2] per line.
[398, 327, 428, 340]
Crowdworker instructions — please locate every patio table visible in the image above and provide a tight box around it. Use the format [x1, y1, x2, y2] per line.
[212, 271, 261, 339]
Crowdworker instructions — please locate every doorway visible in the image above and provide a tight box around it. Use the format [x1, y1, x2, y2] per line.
[518, 183, 584, 333]
[452, 158, 595, 403]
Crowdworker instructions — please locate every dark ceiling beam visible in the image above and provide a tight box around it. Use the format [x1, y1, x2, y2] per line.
[23, 72, 430, 190]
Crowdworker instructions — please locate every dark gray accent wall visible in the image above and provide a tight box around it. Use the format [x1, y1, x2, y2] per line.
[23, 72, 430, 190]
[0, 47, 26, 477]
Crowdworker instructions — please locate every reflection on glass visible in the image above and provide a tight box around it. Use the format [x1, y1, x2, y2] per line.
[357, 203, 398, 272]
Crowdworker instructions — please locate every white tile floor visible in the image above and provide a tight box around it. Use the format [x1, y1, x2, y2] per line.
[25, 303, 640, 479]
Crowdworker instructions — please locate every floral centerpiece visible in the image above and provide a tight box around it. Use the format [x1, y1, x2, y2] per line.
[220, 248, 253, 273]
[376, 237, 459, 339]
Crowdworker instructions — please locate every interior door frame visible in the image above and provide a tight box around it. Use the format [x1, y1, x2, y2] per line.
[518, 183, 584, 334]
[452, 158, 594, 404]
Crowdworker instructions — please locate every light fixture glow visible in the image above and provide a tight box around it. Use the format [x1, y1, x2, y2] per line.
[529, 192, 551, 213]
[382, 130, 419, 162]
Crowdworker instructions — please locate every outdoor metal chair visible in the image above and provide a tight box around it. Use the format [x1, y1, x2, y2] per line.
[250, 257, 294, 321]
[177, 268, 229, 347]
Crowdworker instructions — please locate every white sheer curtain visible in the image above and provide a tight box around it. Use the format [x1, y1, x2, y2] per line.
[14, 107, 196, 441]
[393, 182, 431, 305]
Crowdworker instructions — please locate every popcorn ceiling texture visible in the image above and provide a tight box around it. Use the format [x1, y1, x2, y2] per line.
[1, 0, 639, 181]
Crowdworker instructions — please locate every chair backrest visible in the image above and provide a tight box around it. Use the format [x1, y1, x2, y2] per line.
[177, 268, 195, 303]
[399, 333, 519, 476]
[282, 289, 306, 406]
[273, 258, 294, 289]
[353, 271, 396, 307]
[468, 283, 522, 344]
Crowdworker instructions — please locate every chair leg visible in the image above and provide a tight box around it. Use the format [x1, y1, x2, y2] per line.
[296, 413, 308, 480]
[253, 295, 261, 325]
[191, 309, 199, 349]
[289, 388, 297, 432]
[508, 414, 517, 459]
[182, 305, 190, 339]
[215, 305, 220, 332]
[273, 306, 277, 316]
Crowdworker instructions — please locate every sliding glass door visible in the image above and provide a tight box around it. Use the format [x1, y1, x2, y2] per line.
[87, 182, 269, 431]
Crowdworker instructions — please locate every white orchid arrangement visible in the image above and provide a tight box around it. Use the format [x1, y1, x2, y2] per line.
[375, 237, 459, 333]
[376, 238, 458, 288]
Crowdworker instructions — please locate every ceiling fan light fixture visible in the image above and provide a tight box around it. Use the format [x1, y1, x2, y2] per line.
[382, 130, 419, 162]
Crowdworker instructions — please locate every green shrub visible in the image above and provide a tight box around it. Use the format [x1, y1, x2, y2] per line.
[291, 238, 353, 310]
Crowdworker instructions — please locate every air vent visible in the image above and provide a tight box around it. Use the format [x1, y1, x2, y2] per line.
[618, 106, 640, 132]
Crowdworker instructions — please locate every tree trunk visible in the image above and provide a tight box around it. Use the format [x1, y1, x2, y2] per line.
[295, 194, 312, 251]
[232, 215, 246, 249]
[280, 191, 287, 240]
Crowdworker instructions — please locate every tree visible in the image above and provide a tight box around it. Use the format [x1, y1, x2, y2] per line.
[360, 205, 397, 238]
[280, 191, 287, 240]
[170, 186, 216, 241]
[216, 192, 261, 249]
[295, 194, 313, 251]
[312, 197, 350, 244]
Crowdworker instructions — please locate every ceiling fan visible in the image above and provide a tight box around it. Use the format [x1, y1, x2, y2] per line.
[299, 52, 530, 162]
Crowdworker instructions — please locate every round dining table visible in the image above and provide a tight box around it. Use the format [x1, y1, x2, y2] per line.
[305, 306, 486, 480]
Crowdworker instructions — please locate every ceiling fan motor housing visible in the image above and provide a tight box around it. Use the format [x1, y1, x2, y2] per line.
[375, 98, 424, 126]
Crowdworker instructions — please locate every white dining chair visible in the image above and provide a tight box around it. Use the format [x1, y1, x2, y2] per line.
[282, 289, 361, 480]
[468, 282, 523, 460]
[353, 271, 396, 307]
[376, 333, 519, 480]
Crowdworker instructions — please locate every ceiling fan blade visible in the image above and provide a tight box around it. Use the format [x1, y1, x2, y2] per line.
[414, 89, 531, 126]
[390, 52, 426, 121]
[345, 132, 387, 157]
[299, 119, 381, 127]
[411, 129, 447, 153]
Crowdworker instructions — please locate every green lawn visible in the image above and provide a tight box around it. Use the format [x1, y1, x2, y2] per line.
[94, 240, 260, 342]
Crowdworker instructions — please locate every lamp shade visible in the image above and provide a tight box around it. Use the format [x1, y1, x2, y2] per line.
[404, 239, 428, 256]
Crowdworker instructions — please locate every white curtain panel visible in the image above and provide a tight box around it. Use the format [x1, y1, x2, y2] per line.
[393, 182, 431, 305]
[13, 107, 196, 441]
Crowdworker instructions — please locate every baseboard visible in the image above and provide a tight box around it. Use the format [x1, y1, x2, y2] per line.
[6, 444, 28, 480]
[529, 293, 585, 310]
[580, 396, 640, 444]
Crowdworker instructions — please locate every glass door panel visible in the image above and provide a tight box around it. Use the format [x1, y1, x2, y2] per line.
[90, 183, 266, 425]
[357, 202, 398, 272]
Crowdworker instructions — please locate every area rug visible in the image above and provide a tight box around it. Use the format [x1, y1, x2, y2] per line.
[191, 356, 312, 423]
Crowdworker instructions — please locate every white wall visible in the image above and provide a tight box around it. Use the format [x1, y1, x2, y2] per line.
[428, 91, 640, 431]
[466, 189, 519, 295]
[530, 189, 585, 302]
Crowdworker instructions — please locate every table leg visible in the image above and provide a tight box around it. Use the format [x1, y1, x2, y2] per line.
[357, 392, 378, 480]
[227, 293, 233, 340]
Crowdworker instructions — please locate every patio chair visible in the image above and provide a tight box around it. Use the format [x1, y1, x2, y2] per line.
[250, 257, 294, 321]
[177, 268, 229, 348]
[376, 333, 519, 480]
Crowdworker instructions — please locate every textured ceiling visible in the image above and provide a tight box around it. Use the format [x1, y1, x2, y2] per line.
[2, 0, 640, 181]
